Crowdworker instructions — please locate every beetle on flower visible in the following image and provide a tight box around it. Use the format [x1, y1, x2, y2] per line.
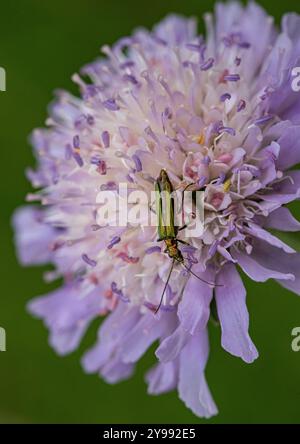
[14, 1, 300, 418]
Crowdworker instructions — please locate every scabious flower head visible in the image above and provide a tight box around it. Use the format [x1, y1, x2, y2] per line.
[14, 2, 300, 418]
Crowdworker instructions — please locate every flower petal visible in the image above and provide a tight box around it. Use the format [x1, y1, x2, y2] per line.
[232, 249, 295, 282]
[177, 269, 213, 335]
[246, 222, 296, 253]
[13, 206, 57, 266]
[277, 126, 300, 170]
[29, 285, 101, 355]
[215, 264, 258, 363]
[146, 361, 178, 395]
[178, 329, 218, 418]
[262, 207, 300, 232]
[251, 240, 300, 296]
[121, 312, 175, 363]
[156, 324, 190, 363]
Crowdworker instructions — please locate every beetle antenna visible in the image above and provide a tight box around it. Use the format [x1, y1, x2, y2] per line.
[155, 258, 176, 314]
[179, 261, 223, 287]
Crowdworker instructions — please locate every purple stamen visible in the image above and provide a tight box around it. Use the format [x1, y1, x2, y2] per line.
[102, 131, 110, 148]
[145, 246, 161, 255]
[200, 57, 214, 71]
[73, 135, 80, 148]
[111, 282, 129, 302]
[198, 176, 207, 188]
[223, 74, 240, 82]
[82, 254, 97, 267]
[235, 57, 242, 66]
[211, 120, 223, 135]
[90, 155, 101, 165]
[126, 174, 134, 183]
[117, 252, 139, 264]
[238, 41, 251, 49]
[253, 115, 274, 126]
[107, 236, 121, 249]
[103, 98, 120, 111]
[100, 181, 117, 191]
[216, 172, 226, 185]
[123, 74, 138, 85]
[220, 93, 231, 102]
[237, 99, 246, 112]
[72, 152, 84, 167]
[97, 160, 107, 175]
[132, 154, 142, 172]
[219, 126, 236, 136]
[186, 43, 203, 52]
[144, 126, 159, 143]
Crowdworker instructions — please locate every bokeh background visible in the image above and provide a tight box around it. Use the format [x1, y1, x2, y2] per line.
[0, 0, 300, 424]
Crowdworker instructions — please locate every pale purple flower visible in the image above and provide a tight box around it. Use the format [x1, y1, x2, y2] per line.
[13, 2, 300, 418]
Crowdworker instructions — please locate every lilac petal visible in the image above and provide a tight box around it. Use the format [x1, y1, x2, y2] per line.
[215, 2, 243, 40]
[177, 270, 213, 335]
[216, 2, 273, 79]
[261, 171, 300, 204]
[12, 206, 57, 266]
[217, 245, 237, 263]
[277, 126, 300, 170]
[245, 223, 295, 254]
[258, 142, 280, 186]
[232, 249, 295, 282]
[49, 326, 88, 356]
[282, 13, 300, 64]
[100, 356, 134, 384]
[28, 285, 101, 355]
[121, 312, 175, 363]
[178, 330, 218, 418]
[146, 361, 178, 395]
[154, 15, 197, 46]
[251, 240, 300, 296]
[156, 324, 190, 363]
[82, 304, 140, 373]
[215, 264, 258, 363]
[262, 207, 300, 232]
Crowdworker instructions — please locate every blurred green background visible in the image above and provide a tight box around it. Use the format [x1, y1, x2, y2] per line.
[0, 0, 300, 424]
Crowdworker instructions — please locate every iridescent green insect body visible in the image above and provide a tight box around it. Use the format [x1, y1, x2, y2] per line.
[154, 169, 217, 313]
[155, 169, 184, 263]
